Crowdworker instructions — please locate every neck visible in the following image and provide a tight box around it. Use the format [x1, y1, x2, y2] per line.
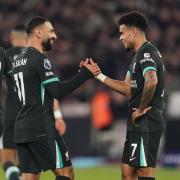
[12, 41, 26, 48]
[27, 37, 43, 53]
[134, 34, 147, 52]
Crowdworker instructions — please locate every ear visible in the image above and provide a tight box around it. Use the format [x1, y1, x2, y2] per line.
[34, 28, 42, 39]
[132, 28, 137, 37]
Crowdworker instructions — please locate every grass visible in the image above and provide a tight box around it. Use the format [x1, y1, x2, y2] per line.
[0, 164, 179, 180]
[40, 166, 180, 180]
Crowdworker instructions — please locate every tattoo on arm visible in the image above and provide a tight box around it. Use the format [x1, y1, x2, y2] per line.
[139, 70, 157, 111]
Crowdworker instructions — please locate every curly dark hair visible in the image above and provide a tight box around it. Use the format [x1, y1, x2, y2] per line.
[118, 11, 148, 32]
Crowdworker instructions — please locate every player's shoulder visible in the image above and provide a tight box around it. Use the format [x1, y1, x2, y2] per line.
[26, 47, 47, 59]
[137, 42, 153, 55]
[136, 42, 162, 61]
[0, 47, 9, 62]
[0, 46, 6, 56]
[7, 47, 22, 55]
[23, 47, 50, 70]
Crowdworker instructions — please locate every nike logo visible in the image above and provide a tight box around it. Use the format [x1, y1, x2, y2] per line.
[129, 157, 136, 161]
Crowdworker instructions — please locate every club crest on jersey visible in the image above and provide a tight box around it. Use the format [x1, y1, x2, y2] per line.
[44, 59, 52, 70]
[65, 151, 70, 161]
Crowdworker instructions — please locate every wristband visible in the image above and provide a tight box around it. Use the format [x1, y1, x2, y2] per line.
[54, 110, 62, 119]
[95, 73, 107, 82]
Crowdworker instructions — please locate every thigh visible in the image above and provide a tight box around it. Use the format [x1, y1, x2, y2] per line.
[122, 131, 146, 167]
[29, 136, 72, 172]
[16, 143, 41, 173]
[122, 131, 130, 165]
[22, 173, 40, 180]
[2, 116, 16, 149]
[124, 131, 162, 168]
[121, 163, 137, 180]
[53, 136, 72, 169]
[1, 149, 17, 164]
[145, 131, 162, 167]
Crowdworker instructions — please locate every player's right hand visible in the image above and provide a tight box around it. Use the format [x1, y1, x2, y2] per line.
[80, 58, 101, 76]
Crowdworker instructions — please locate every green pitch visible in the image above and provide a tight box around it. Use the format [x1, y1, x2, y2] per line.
[0, 165, 179, 180]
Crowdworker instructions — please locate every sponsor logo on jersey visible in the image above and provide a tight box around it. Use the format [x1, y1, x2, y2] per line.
[140, 53, 155, 64]
[140, 58, 155, 64]
[131, 80, 137, 88]
[44, 59, 52, 70]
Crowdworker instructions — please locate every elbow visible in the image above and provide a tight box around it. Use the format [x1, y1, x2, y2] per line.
[146, 79, 158, 89]
[125, 88, 131, 98]
[150, 78, 158, 87]
[126, 92, 131, 98]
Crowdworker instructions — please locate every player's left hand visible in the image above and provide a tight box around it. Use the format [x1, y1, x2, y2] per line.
[55, 118, 67, 135]
[132, 106, 152, 123]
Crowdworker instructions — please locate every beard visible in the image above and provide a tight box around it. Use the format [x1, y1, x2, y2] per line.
[125, 47, 132, 52]
[42, 38, 54, 52]
[124, 42, 133, 52]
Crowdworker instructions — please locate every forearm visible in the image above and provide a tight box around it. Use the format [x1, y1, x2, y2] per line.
[104, 77, 130, 97]
[139, 83, 156, 111]
[46, 68, 93, 100]
[53, 99, 63, 119]
[139, 70, 158, 111]
[96, 73, 130, 97]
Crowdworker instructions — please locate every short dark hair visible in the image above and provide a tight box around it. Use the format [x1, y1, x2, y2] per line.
[118, 11, 148, 32]
[12, 24, 26, 32]
[26, 16, 48, 34]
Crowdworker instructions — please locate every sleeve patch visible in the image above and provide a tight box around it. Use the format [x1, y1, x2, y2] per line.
[140, 53, 155, 64]
[44, 59, 52, 70]
[144, 53, 150, 58]
[140, 58, 155, 64]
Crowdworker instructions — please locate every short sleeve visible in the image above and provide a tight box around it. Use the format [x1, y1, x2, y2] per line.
[35, 53, 60, 85]
[126, 70, 131, 77]
[139, 52, 157, 76]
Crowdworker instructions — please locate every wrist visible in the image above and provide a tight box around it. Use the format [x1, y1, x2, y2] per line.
[81, 67, 94, 78]
[54, 110, 62, 119]
[95, 73, 107, 82]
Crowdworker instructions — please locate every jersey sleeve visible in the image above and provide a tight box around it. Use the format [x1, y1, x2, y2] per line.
[35, 54, 60, 84]
[138, 52, 157, 77]
[33, 52, 93, 101]
[126, 70, 131, 78]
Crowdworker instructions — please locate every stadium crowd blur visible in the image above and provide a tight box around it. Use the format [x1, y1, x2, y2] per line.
[0, 0, 180, 157]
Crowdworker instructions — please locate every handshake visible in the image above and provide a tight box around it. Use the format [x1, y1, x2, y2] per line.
[80, 58, 107, 82]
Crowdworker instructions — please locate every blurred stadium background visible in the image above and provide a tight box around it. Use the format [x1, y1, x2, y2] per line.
[0, 0, 180, 179]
